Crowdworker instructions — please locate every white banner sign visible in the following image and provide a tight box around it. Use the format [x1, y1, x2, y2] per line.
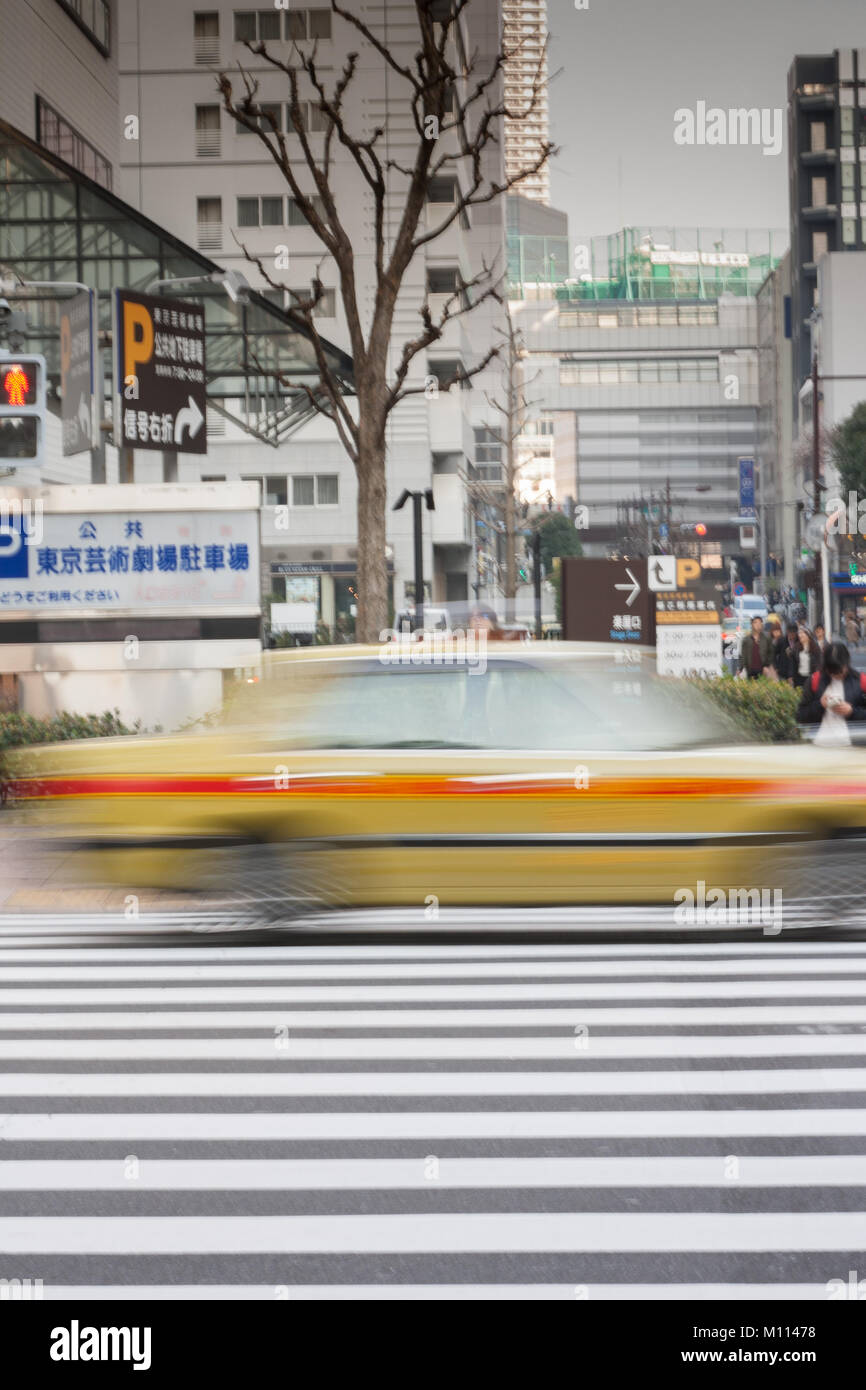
[0, 510, 259, 615]
[656, 624, 723, 679]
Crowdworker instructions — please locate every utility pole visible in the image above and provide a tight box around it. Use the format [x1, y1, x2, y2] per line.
[532, 528, 542, 639]
[811, 352, 821, 519]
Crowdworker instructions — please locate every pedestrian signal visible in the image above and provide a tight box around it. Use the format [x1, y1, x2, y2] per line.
[0, 355, 46, 466]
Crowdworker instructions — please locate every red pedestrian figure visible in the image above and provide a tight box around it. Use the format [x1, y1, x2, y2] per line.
[3, 364, 29, 407]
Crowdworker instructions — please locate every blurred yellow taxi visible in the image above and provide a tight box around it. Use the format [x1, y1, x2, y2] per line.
[7, 642, 866, 926]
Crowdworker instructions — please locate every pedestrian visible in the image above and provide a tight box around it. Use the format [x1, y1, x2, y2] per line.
[738, 615, 774, 680]
[814, 623, 830, 667]
[776, 624, 800, 684]
[766, 617, 785, 673]
[796, 641, 866, 745]
[844, 609, 862, 646]
[791, 625, 822, 689]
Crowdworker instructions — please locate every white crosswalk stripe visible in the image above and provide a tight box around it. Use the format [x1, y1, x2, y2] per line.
[1, 918, 865, 1299]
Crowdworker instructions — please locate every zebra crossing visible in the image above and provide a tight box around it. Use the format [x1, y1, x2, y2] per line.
[1, 915, 866, 1299]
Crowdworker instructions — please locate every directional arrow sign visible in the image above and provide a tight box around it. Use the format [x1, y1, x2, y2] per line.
[174, 395, 205, 446]
[614, 566, 641, 606]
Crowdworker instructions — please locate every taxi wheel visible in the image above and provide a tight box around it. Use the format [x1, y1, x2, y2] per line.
[212, 838, 344, 924]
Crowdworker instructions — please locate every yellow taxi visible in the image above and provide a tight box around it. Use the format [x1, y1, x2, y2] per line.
[6, 642, 866, 927]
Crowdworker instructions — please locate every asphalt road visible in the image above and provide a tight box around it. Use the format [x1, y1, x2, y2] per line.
[1, 910, 866, 1300]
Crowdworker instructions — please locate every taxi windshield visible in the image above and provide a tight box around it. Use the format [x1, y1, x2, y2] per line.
[247, 657, 755, 752]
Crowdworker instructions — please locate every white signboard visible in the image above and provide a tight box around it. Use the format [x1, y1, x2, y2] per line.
[0, 509, 259, 616]
[271, 601, 316, 635]
[656, 624, 723, 679]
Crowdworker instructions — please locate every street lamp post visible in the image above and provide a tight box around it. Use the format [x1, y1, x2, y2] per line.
[393, 488, 435, 631]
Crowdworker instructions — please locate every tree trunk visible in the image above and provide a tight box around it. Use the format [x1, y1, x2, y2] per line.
[355, 417, 389, 643]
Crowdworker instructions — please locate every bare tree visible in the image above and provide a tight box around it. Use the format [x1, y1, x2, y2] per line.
[218, 0, 554, 641]
[468, 311, 540, 617]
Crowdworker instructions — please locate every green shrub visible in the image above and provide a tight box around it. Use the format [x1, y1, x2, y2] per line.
[688, 674, 802, 743]
[0, 710, 141, 800]
[0, 709, 138, 752]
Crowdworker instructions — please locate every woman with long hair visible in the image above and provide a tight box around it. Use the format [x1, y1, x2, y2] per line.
[792, 625, 823, 690]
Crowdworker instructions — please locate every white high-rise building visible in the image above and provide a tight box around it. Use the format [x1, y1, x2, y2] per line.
[502, 0, 549, 205]
[115, 0, 510, 626]
[0, 0, 117, 189]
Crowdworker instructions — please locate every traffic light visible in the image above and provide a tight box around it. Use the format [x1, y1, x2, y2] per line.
[679, 522, 708, 537]
[0, 355, 46, 466]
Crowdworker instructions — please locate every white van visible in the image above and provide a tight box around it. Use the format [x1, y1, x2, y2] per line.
[733, 593, 768, 625]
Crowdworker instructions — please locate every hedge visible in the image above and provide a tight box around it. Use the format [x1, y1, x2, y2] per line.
[688, 675, 802, 743]
[0, 710, 141, 802]
[0, 709, 139, 752]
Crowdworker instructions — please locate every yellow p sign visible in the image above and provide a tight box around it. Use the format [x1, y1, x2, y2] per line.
[677, 558, 701, 587]
[123, 300, 154, 382]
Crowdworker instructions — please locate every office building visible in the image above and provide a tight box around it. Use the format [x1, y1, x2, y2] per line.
[509, 226, 786, 567]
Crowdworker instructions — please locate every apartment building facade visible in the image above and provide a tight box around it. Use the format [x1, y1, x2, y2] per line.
[116, 0, 509, 626]
[788, 49, 866, 432]
[0, 0, 117, 190]
[502, 0, 549, 204]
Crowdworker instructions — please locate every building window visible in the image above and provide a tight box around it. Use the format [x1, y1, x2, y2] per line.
[195, 105, 221, 158]
[286, 9, 332, 41]
[289, 285, 336, 317]
[261, 196, 283, 226]
[286, 101, 329, 135]
[236, 196, 285, 227]
[559, 358, 719, 386]
[427, 360, 465, 389]
[812, 229, 829, 261]
[54, 0, 110, 55]
[36, 98, 112, 190]
[234, 10, 281, 43]
[474, 427, 502, 466]
[236, 197, 259, 227]
[236, 101, 283, 134]
[264, 476, 288, 507]
[428, 177, 458, 203]
[197, 196, 222, 250]
[287, 194, 328, 225]
[292, 476, 315, 506]
[842, 217, 857, 245]
[194, 11, 221, 64]
[291, 474, 339, 506]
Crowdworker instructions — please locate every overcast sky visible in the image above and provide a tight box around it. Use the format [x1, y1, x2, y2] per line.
[547, 0, 866, 245]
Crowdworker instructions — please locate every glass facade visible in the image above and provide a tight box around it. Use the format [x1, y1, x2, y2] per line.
[509, 226, 787, 301]
[0, 120, 353, 441]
